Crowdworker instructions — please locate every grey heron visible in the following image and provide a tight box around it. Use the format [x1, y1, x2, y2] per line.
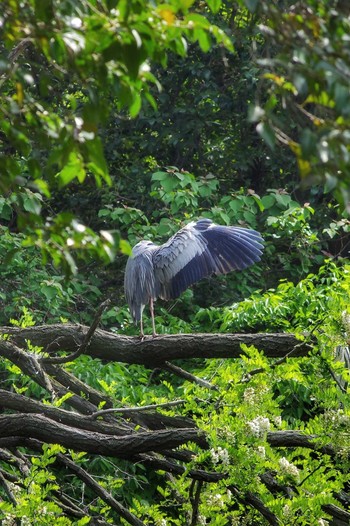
[124, 218, 264, 337]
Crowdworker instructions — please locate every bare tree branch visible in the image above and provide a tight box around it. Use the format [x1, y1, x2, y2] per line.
[189, 479, 204, 526]
[0, 414, 207, 456]
[0, 325, 312, 366]
[0, 437, 146, 526]
[57, 452, 147, 526]
[0, 339, 54, 395]
[162, 361, 219, 390]
[0, 470, 17, 506]
[141, 453, 227, 482]
[267, 431, 335, 457]
[229, 485, 280, 526]
[0, 389, 132, 435]
[42, 299, 111, 365]
[90, 399, 186, 419]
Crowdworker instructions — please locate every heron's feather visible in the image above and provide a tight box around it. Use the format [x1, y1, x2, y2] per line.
[153, 219, 263, 300]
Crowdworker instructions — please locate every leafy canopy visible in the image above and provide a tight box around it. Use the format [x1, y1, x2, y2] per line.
[1, 0, 231, 271]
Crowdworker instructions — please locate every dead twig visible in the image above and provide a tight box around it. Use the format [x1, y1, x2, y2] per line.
[162, 361, 219, 391]
[42, 299, 111, 365]
[56, 452, 147, 526]
[90, 399, 186, 419]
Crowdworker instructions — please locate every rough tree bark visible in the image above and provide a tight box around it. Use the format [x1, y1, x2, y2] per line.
[0, 324, 312, 365]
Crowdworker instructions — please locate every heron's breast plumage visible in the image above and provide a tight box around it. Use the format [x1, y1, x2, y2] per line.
[124, 245, 158, 322]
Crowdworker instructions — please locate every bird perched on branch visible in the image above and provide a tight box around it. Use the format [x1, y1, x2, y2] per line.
[124, 218, 264, 338]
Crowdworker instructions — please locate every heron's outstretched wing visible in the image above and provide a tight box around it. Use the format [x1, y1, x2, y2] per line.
[153, 218, 264, 300]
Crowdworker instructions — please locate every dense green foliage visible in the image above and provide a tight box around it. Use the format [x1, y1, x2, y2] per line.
[0, 0, 349, 525]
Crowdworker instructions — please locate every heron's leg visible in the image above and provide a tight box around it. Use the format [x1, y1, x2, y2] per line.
[150, 298, 157, 337]
[139, 316, 145, 341]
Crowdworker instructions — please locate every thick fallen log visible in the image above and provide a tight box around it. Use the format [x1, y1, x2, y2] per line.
[0, 414, 206, 456]
[0, 324, 312, 366]
[0, 409, 339, 462]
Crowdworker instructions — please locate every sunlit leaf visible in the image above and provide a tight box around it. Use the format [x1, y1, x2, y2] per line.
[256, 122, 275, 150]
[57, 151, 85, 187]
[206, 0, 222, 13]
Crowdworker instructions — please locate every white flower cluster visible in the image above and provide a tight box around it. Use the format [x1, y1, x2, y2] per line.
[247, 416, 270, 437]
[155, 519, 167, 526]
[2, 517, 31, 526]
[317, 519, 329, 526]
[256, 446, 266, 458]
[243, 387, 256, 403]
[324, 409, 349, 427]
[282, 504, 293, 518]
[279, 457, 300, 479]
[207, 493, 225, 508]
[210, 447, 230, 466]
[1, 515, 16, 526]
[273, 415, 282, 427]
[20, 518, 32, 526]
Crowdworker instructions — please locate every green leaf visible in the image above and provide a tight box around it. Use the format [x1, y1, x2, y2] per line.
[85, 137, 110, 184]
[57, 150, 85, 187]
[152, 171, 168, 181]
[129, 92, 142, 117]
[23, 194, 42, 215]
[195, 29, 211, 52]
[119, 238, 132, 255]
[256, 122, 275, 150]
[185, 13, 210, 28]
[161, 175, 179, 192]
[261, 195, 276, 209]
[206, 0, 222, 13]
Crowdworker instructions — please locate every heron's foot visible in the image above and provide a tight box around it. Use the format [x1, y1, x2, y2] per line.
[152, 331, 158, 338]
[138, 333, 146, 342]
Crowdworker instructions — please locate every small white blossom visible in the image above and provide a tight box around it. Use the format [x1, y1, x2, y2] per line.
[210, 448, 219, 464]
[279, 457, 300, 479]
[324, 409, 349, 427]
[140, 61, 151, 73]
[257, 446, 266, 458]
[318, 520, 329, 526]
[207, 493, 225, 508]
[210, 447, 230, 466]
[243, 387, 256, 403]
[282, 504, 292, 518]
[247, 416, 270, 437]
[8, 482, 21, 496]
[274, 415, 282, 427]
[2, 515, 16, 526]
[198, 516, 207, 525]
